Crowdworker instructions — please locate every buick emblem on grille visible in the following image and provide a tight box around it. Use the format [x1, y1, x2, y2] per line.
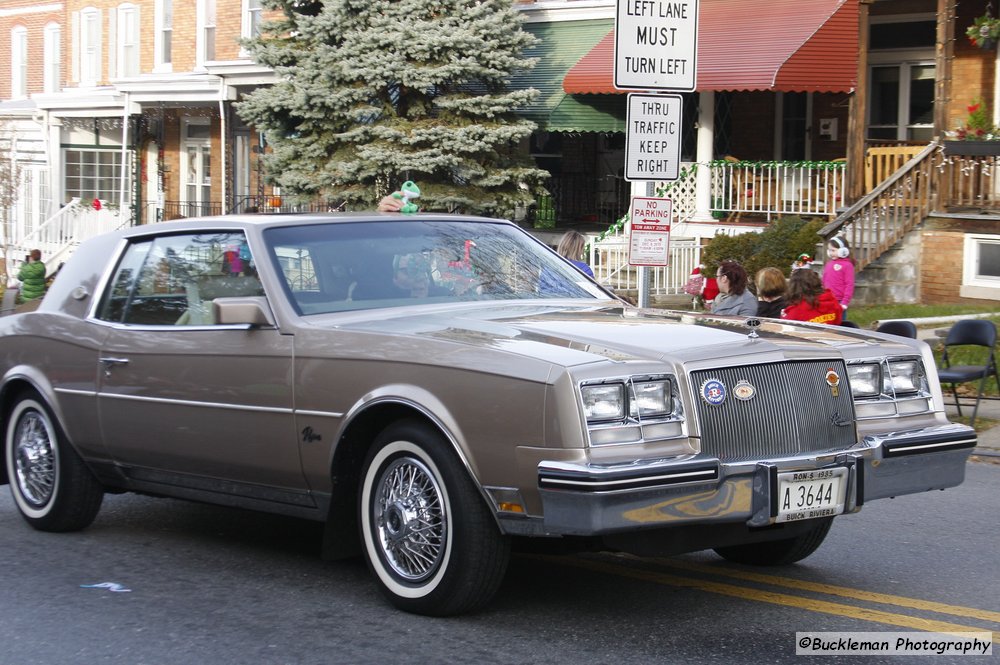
[830, 411, 852, 427]
[700, 378, 727, 405]
[733, 380, 756, 401]
[825, 368, 841, 397]
[745, 317, 762, 339]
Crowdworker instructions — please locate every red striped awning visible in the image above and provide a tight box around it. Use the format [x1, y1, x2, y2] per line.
[563, 0, 858, 94]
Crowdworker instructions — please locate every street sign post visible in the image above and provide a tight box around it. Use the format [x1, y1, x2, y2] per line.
[624, 93, 682, 181]
[614, 0, 698, 306]
[614, 0, 698, 91]
[628, 196, 672, 267]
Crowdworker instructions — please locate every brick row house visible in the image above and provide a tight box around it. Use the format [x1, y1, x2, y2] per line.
[0, 0, 997, 304]
[0, 0, 280, 272]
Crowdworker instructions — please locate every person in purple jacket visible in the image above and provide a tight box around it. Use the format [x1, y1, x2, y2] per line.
[823, 236, 855, 316]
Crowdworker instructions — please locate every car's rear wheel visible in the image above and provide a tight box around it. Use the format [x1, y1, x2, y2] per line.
[712, 518, 833, 566]
[5, 392, 104, 532]
[359, 420, 510, 616]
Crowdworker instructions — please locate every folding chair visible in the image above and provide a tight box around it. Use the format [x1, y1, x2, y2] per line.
[875, 320, 918, 338]
[937, 319, 1000, 428]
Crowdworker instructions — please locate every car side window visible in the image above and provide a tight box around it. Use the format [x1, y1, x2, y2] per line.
[95, 232, 264, 326]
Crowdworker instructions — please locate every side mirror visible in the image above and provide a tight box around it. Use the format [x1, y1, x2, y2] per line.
[213, 296, 276, 328]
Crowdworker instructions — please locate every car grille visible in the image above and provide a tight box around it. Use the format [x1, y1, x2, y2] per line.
[690, 360, 857, 462]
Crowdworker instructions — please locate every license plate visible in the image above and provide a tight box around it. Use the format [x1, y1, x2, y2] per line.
[776, 468, 848, 523]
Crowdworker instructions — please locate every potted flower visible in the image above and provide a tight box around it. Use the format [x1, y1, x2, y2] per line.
[944, 98, 1000, 155]
[966, 13, 1000, 49]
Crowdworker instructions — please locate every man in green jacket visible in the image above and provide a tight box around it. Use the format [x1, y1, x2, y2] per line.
[17, 249, 47, 301]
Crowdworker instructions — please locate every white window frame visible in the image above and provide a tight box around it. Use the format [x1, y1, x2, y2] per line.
[11, 26, 28, 99]
[154, 0, 172, 72]
[63, 147, 127, 204]
[961, 233, 1000, 300]
[115, 4, 140, 78]
[197, 0, 217, 67]
[240, 0, 263, 55]
[75, 8, 103, 87]
[43, 22, 60, 93]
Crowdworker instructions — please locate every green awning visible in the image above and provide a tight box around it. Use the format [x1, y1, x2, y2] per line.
[549, 94, 625, 133]
[511, 19, 624, 133]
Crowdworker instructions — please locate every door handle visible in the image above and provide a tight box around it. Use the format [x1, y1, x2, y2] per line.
[99, 357, 129, 377]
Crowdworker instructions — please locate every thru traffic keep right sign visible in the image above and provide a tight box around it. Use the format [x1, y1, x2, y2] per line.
[624, 93, 682, 181]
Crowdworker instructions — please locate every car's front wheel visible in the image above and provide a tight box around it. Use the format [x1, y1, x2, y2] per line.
[712, 518, 833, 566]
[359, 420, 510, 616]
[5, 392, 104, 532]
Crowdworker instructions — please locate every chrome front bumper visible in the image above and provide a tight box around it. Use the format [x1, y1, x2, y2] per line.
[535, 423, 976, 536]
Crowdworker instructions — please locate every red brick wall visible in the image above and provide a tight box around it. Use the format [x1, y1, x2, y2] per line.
[0, 3, 62, 99]
[951, 2, 998, 132]
[920, 230, 964, 303]
[59, 0, 276, 82]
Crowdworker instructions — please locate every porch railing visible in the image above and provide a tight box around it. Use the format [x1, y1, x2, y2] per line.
[589, 234, 702, 296]
[709, 160, 847, 221]
[935, 148, 1000, 210]
[8, 198, 132, 276]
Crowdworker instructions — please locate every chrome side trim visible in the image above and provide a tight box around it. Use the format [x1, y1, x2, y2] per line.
[295, 409, 346, 418]
[88, 321, 253, 332]
[56, 388, 343, 418]
[54, 388, 98, 397]
[99, 391, 294, 414]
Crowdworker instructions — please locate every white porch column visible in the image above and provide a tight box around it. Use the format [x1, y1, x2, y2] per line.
[692, 90, 715, 222]
[119, 93, 130, 215]
[45, 112, 62, 217]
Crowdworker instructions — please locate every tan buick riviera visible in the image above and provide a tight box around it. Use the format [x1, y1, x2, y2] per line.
[0, 214, 976, 616]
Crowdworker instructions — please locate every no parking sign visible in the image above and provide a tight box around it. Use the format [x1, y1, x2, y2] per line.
[628, 196, 672, 266]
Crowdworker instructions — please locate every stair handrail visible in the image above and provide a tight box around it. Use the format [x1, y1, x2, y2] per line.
[817, 141, 939, 271]
[17, 198, 83, 248]
[818, 141, 938, 239]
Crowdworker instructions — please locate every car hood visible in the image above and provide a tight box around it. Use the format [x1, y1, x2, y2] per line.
[310, 302, 886, 368]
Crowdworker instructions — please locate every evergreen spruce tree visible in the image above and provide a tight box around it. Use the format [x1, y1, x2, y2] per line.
[237, 0, 550, 216]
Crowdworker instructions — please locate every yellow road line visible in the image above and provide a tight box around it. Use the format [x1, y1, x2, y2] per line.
[539, 556, 999, 643]
[652, 557, 1000, 625]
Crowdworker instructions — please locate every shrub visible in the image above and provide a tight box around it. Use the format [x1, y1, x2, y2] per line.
[701, 216, 825, 287]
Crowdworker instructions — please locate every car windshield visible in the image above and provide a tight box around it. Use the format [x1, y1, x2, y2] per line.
[263, 219, 609, 315]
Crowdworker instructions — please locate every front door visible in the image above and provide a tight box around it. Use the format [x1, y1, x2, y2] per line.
[92, 231, 308, 504]
[181, 118, 213, 217]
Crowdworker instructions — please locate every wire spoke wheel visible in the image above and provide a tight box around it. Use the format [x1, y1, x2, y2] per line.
[12, 410, 56, 508]
[359, 420, 510, 616]
[5, 393, 104, 532]
[373, 456, 447, 582]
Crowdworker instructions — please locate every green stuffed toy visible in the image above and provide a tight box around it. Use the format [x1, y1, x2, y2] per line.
[393, 181, 421, 214]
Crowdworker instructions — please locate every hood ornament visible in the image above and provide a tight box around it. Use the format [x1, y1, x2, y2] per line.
[745, 317, 762, 339]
